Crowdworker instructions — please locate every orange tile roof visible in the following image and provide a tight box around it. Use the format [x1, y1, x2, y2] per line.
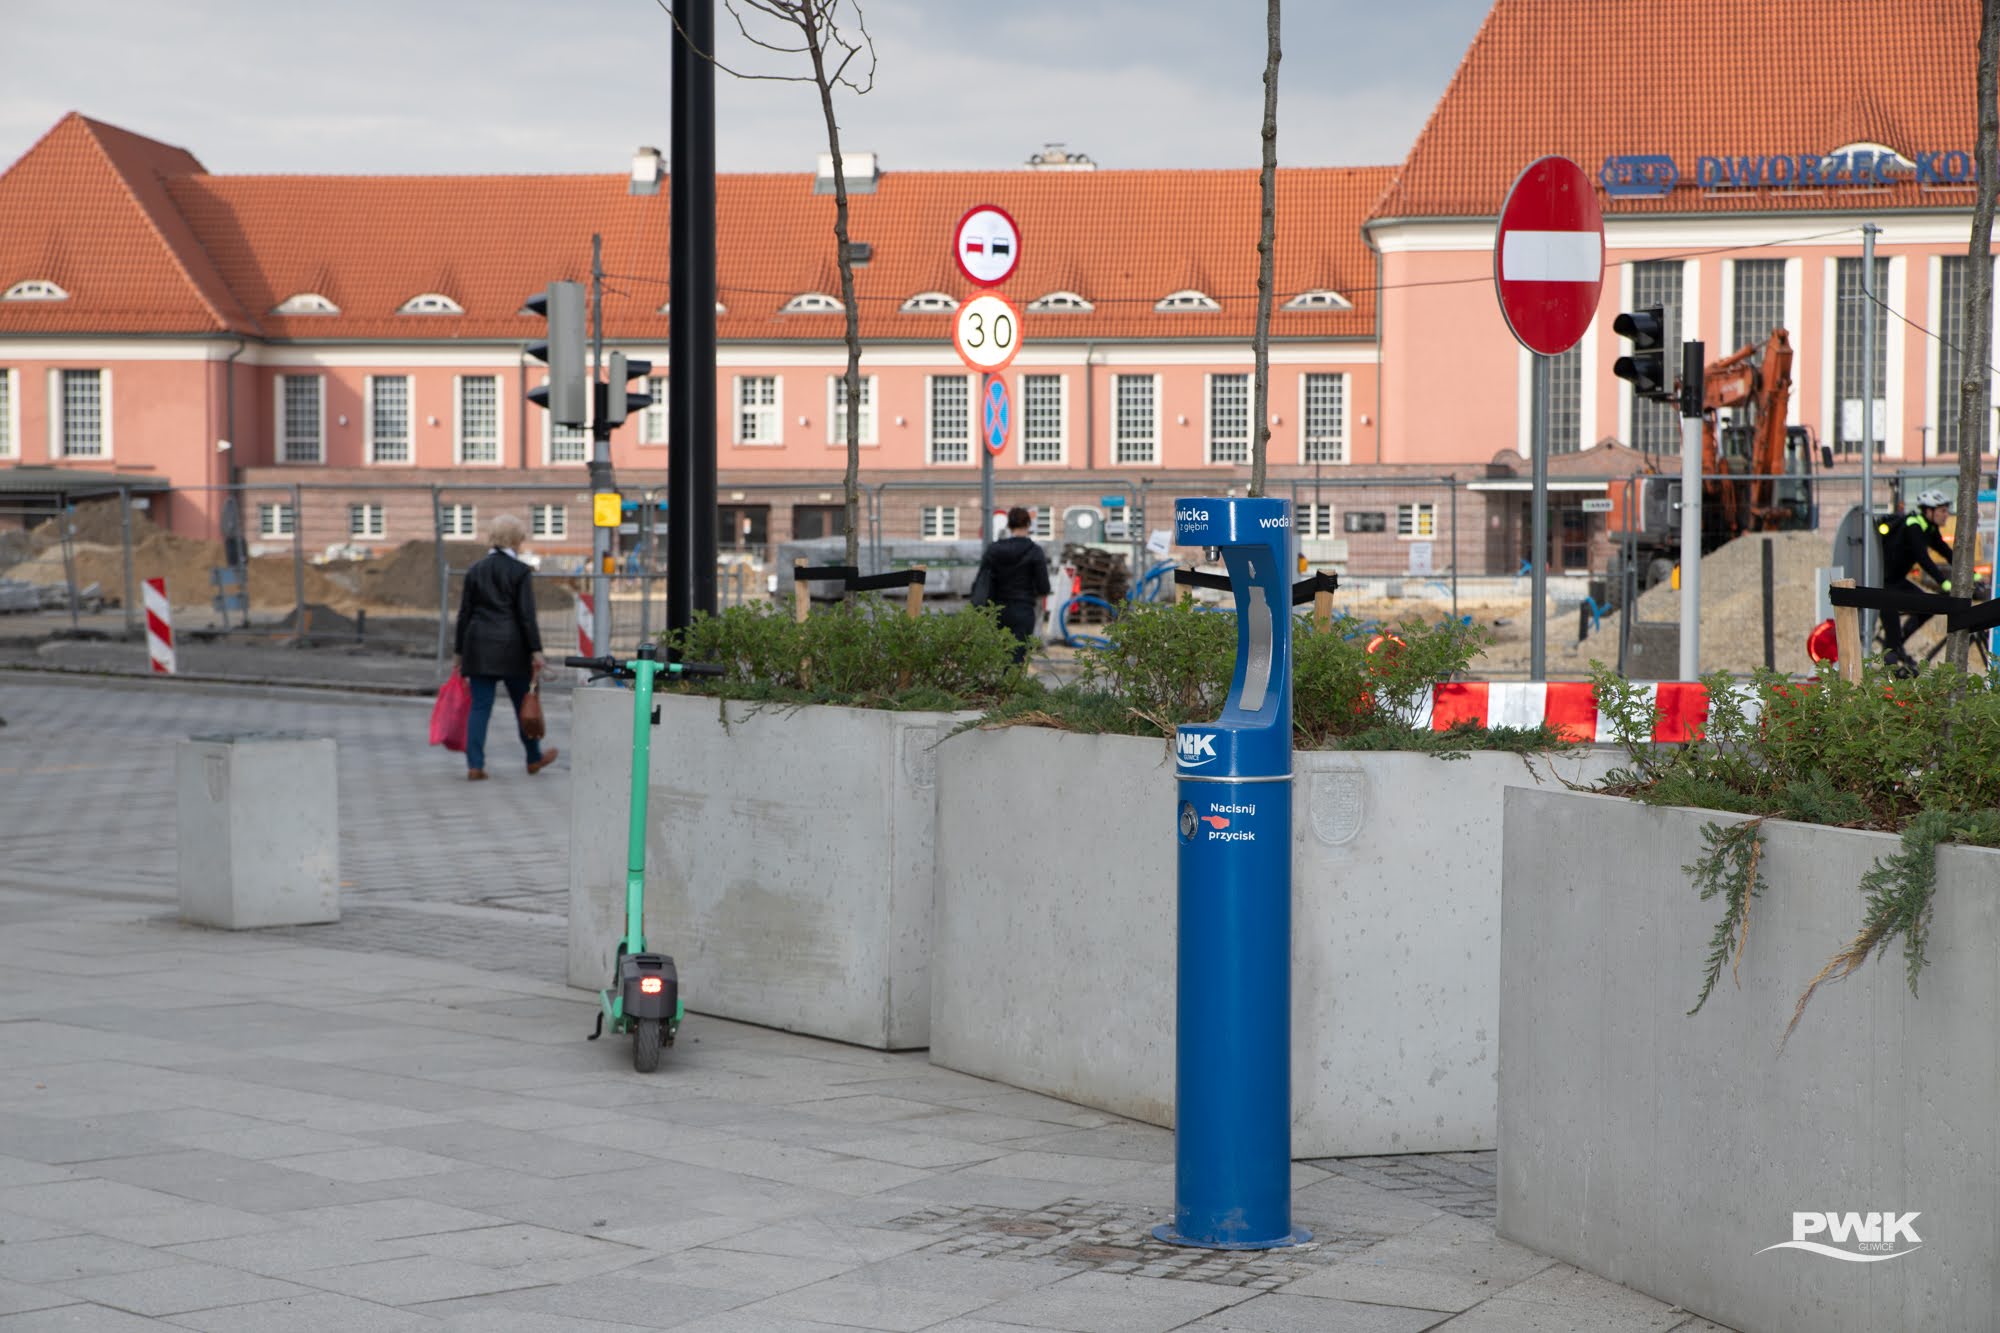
[1371, 0, 1985, 223]
[0, 111, 1389, 345]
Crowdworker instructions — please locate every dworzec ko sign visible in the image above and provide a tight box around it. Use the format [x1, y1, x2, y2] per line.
[1601, 147, 1977, 198]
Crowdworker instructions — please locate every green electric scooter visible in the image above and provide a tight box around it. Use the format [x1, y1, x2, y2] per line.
[565, 642, 723, 1072]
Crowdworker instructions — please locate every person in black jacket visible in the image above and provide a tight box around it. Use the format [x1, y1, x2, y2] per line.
[972, 507, 1052, 664]
[453, 514, 555, 780]
[1876, 488, 1955, 672]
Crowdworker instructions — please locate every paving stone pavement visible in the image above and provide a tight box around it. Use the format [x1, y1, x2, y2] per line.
[0, 675, 1734, 1330]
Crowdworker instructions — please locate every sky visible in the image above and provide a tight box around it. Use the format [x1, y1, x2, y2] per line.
[0, 0, 1495, 177]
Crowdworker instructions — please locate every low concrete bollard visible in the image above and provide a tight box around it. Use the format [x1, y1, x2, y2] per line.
[176, 732, 339, 929]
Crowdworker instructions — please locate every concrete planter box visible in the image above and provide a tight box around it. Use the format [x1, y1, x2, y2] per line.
[1500, 789, 2000, 1333]
[568, 690, 969, 1050]
[176, 733, 339, 929]
[930, 727, 1611, 1155]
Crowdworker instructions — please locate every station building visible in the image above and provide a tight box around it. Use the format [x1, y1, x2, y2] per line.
[0, 0, 1986, 577]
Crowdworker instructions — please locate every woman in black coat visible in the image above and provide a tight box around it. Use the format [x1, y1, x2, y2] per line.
[453, 514, 556, 780]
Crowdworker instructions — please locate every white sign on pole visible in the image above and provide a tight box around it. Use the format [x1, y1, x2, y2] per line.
[952, 293, 1023, 373]
[954, 205, 1020, 287]
[1407, 542, 1434, 576]
[1580, 497, 1614, 514]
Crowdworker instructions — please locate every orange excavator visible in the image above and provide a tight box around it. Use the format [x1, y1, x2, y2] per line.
[1620, 329, 1820, 590]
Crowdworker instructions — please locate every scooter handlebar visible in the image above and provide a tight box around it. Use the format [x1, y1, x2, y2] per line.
[674, 663, 726, 679]
[563, 655, 618, 673]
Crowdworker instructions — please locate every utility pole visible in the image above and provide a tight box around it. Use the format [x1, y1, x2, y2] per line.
[1678, 340, 1705, 680]
[587, 233, 613, 661]
[1528, 352, 1550, 678]
[1859, 222, 1880, 651]
[668, 0, 720, 641]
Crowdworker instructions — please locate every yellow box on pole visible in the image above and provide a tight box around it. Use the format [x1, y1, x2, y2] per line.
[593, 493, 622, 528]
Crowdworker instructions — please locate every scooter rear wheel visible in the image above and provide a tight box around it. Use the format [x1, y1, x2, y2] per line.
[633, 1018, 663, 1073]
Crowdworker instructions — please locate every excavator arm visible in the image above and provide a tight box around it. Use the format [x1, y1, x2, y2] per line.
[1696, 329, 1795, 537]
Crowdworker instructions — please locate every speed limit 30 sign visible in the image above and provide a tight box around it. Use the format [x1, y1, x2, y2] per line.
[953, 293, 1022, 373]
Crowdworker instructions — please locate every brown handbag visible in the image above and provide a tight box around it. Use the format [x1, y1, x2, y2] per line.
[519, 678, 546, 741]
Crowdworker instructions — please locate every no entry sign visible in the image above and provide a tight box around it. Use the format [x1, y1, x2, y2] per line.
[1494, 156, 1604, 356]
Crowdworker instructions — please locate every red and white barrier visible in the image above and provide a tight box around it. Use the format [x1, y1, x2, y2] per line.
[144, 577, 175, 674]
[1417, 680, 1736, 743]
[575, 591, 594, 658]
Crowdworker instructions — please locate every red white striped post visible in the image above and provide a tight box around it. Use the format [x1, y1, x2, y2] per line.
[575, 591, 594, 661]
[144, 577, 175, 674]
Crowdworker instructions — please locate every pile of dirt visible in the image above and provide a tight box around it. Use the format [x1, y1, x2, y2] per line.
[356, 540, 485, 609]
[30, 498, 159, 550]
[8, 534, 354, 611]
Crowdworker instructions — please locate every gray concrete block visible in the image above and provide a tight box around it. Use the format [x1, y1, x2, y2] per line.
[0, 1235, 183, 1285]
[176, 734, 339, 929]
[0, 1279, 77, 1318]
[164, 1290, 443, 1332]
[295, 1254, 547, 1304]
[56, 1262, 310, 1317]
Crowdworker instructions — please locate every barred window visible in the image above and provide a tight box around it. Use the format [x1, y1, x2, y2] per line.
[736, 376, 780, 444]
[1732, 259, 1787, 353]
[1303, 373, 1346, 464]
[1206, 374, 1250, 465]
[531, 504, 567, 539]
[280, 375, 323, 463]
[1628, 261, 1683, 453]
[0, 369, 13, 457]
[458, 376, 498, 464]
[1834, 256, 1889, 455]
[369, 376, 410, 463]
[549, 417, 587, 464]
[1938, 256, 1967, 456]
[921, 506, 959, 539]
[1396, 502, 1437, 539]
[1022, 374, 1064, 464]
[348, 503, 385, 539]
[928, 375, 971, 464]
[257, 503, 295, 539]
[1030, 506, 1054, 539]
[61, 369, 103, 458]
[1533, 345, 1582, 455]
[440, 503, 478, 538]
[1298, 503, 1335, 538]
[1114, 375, 1157, 465]
[641, 376, 668, 444]
[830, 375, 876, 446]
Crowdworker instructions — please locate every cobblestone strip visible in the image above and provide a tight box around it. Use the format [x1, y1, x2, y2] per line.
[1304, 1151, 1498, 1220]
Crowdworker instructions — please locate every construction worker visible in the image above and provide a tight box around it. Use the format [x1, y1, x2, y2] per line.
[1876, 487, 1955, 672]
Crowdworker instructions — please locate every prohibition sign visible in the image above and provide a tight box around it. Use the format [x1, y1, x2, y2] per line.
[1493, 156, 1604, 356]
[953, 293, 1022, 373]
[954, 204, 1020, 287]
[983, 377, 1010, 456]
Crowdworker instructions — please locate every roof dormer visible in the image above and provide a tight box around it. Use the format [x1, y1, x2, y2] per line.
[899, 291, 958, 314]
[1282, 289, 1352, 311]
[1154, 289, 1220, 313]
[1029, 290, 1094, 313]
[398, 292, 464, 315]
[272, 292, 339, 315]
[781, 292, 844, 314]
[3, 279, 68, 302]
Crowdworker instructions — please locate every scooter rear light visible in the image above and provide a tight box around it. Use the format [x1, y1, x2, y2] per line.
[639, 977, 663, 994]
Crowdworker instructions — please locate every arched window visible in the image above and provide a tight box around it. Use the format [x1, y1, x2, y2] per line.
[2, 280, 68, 302]
[398, 292, 464, 315]
[272, 292, 339, 315]
[899, 292, 958, 313]
[657, 301, 728, 314]
[1028, 290, 1094, 313]
[781, 292, 844, 314]
[1154, 289, 1220, 312]
[1282, 289, 1352, 312]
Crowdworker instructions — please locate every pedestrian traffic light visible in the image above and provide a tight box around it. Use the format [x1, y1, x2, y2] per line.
[525, 281, 587, 428]
[1612, 304, 1670, 402]
[602, 351, 655, 428]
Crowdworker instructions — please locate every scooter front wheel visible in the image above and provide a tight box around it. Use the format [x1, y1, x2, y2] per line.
[633, 1018, 663, 1073]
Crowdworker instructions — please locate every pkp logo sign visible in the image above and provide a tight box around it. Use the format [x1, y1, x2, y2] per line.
[1757, 1212, 1923, 1263]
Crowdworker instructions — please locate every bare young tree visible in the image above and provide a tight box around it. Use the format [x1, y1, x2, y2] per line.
[1949, 0, 1999, 669]
[1249, 0, 1281, 499]
[662, 0, 876, 569]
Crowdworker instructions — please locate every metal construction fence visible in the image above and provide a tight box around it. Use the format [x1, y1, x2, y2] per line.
[1, 466, 1991, 672]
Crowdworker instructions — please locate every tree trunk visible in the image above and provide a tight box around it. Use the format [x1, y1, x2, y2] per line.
[1950, 0, 2000, 668]
[806, 29, 864, 573]
[1249, 0, 1281, 499]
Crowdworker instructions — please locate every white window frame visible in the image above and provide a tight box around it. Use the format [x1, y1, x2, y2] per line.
[1396, 502, 1437, 540]
[734, 375, 782, 445]
[257, 502, 296, 539]
[0, 368, 16, 459]
[397, 292, 464, 315]
[925, 373, 974, 466]
[453, 374, 502, 466]
[542, 402, 589, 466]
[899, 292, 958, 313]
[3, 280, 68, 302]
[1018, 372, 1067, 465]
[348, 503, 386, 540]
[826, 374, 878, 447]
[638, 376, 668, 445]
[274, 373, 326, 464]
[1300, 372, 1348, 465]
[1154, 289, 1221, 312]
[1028, 291, 1094, 313]
[1297, 502, 1336, 539]
[1112, 373, 1160, 467]
[1030, 506, 1054, 540]
[440, 503, 479, 539]
[782, 292, 845, 314]
[531, 504, 568, 539]
[47, 367, 112, 460]
[364, 374, 412, 466]
[920, 506, 960, 539]
[1204, 372, 1252, 466]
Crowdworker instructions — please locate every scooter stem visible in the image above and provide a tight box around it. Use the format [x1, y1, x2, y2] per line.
[624, 655, 661, 958]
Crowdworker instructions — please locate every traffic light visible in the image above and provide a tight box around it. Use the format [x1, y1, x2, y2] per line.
[1612, 304, 1670, 402]
[602, 351, 655, 428]
[525, 281, 587, 427]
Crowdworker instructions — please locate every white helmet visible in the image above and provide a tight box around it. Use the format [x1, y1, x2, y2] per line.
[1916, 488, 1951, 510]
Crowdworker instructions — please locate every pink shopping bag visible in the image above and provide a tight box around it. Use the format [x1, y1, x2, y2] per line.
[430, 668, 470, 752]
